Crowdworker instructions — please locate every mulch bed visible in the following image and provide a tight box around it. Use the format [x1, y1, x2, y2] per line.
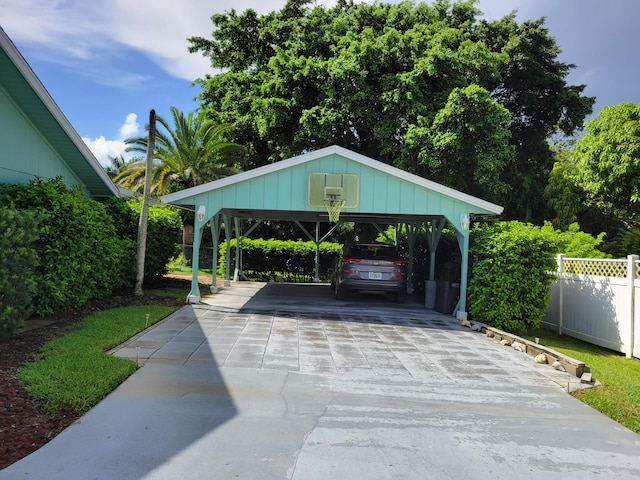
[0, 278, 189, 470]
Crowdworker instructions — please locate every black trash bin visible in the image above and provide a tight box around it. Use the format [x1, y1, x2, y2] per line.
[434, 280, 460, 313]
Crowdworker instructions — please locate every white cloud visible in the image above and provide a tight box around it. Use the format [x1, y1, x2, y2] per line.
[0, 0, 321, 83]
[83, 136, 126, 167]
[119, 113, 140, 138]
[83, 113, 140, 167]
[0, 0, 110, 59]
[107, 0, 295, 80]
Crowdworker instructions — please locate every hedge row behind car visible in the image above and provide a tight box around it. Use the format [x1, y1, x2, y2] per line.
[217, 238, 342, 282]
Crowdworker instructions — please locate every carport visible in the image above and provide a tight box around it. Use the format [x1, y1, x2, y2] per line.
[161, 145, 503, 315]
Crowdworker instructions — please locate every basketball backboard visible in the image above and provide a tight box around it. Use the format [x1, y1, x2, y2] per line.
[307, 173, 359, 208]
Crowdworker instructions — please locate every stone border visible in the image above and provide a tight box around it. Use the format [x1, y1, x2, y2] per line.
[460, 319, 594, 384]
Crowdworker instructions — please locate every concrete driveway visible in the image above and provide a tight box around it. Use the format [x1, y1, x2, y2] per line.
[2, 282, 640, 479]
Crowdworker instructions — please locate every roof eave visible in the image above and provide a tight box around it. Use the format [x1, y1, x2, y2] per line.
[0, 27, 119, 198]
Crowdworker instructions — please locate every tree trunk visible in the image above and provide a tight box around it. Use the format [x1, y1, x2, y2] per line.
[134, 110, 156, 296]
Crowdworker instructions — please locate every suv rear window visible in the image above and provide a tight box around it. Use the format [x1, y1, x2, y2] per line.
[346, 244, 399, 260]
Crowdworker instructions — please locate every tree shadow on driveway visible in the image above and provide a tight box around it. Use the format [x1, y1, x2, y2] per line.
[0, 306, 238, 480]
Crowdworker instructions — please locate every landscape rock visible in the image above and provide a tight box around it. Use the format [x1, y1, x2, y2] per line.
[534, 353, 548, 364]
[552, 361, 566, 372]
[512, 341, 526, 352]
[581, 372, 594, 384]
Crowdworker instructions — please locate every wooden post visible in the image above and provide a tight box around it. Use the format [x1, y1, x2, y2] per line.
[134, 110, 156, 296]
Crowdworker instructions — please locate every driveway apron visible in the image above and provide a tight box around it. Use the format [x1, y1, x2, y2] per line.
[2, 282, 639, 479]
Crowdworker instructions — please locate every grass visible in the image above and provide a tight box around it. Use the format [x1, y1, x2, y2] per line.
[167, 265, 213, 276]
[524, 327, 640, 434]
[167, 254, 212, 277]
[18, 304, 179, 413]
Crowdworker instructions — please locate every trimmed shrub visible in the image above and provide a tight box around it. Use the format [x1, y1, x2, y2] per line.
[540, 221, 610, 258]
[468, 221, 557, 333]
[104, 197, 182, 284]
[218, 238, 342, 281]
[0, 208, 40, 336]
[0, 178, 130, 316]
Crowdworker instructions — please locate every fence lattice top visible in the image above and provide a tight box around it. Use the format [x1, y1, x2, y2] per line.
[561, 258, 640, 278]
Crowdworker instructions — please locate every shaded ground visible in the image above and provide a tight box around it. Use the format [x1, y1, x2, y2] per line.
[0, 278, 189, 470]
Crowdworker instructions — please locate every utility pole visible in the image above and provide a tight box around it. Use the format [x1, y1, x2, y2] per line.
[134, 109, 156, 296]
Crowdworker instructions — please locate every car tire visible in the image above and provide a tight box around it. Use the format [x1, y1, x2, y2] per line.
[394, 289, 406, 304]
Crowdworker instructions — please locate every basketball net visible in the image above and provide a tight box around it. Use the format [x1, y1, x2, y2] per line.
[324, 197, 346, 223]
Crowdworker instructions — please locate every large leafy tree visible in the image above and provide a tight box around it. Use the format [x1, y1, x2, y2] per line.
[544, 142, 584, 230]
[189, 0, 593, 220]
[114, 107, 246, 195]
[474, 14, 594, 221]
[573, 103, 640, 225]
[405, 84, 514, 204]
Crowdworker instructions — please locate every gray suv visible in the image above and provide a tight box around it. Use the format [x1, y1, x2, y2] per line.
[333, 243, 407, 303]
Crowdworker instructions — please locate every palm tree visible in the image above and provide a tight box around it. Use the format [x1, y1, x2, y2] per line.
[114, 107, 246, 195]
[105, 154, 130, 178]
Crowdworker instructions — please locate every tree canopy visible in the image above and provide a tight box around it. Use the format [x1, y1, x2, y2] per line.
[573, 103, 640, 225]
[189, 0, 593, 220]
[405, 84, 514, 204]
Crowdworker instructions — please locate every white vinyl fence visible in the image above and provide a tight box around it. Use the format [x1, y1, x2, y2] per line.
[543, 254, 640, 359]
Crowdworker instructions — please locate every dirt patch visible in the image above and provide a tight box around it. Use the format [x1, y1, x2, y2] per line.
[0, 277, 189, 470]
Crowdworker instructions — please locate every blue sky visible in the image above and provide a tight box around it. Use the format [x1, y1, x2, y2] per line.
[1, 0, 638, 167]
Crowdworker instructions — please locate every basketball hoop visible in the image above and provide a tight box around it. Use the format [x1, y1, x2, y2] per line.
[324, 197, 346, 223]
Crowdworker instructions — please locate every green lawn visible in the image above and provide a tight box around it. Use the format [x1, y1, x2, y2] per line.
[524, 327, 640, 434]
[18, 304, 180, 413]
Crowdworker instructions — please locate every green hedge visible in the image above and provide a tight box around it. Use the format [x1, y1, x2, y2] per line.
[0, 179, 130, 316]
[468, 221, 557, 332]
[0, 208, 41, 336]
[218, 238, 342, 282]
[104, 197, 182, 284]
[0, 179, 182, 329]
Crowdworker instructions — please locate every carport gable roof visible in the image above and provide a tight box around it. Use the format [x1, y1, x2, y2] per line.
[161, 145, 503, 225]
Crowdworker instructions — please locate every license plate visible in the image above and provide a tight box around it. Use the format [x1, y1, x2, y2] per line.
[369, 272, 382, 280]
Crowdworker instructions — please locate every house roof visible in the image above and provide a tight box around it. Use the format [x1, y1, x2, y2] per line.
[0, 27, 118, 198]
[162, 145, 503, 226]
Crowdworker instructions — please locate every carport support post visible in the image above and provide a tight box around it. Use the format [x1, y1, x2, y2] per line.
[405, 223, 420, 294]
[210, 215, 221, 293]
[224, 215, 232, 286]
[234, 217, 241, 281]
[295, 221, 341, 282]
[314, 222, 321, 282]
[455, 225, 470, 315]
[189, 211, 206, 303]
[427, 219, 445, 281]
